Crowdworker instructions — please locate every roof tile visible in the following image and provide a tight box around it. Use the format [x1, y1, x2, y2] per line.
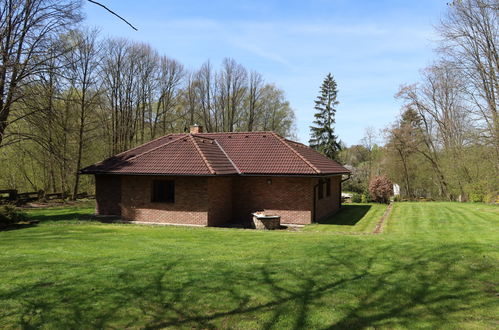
[81, 131, 350, 176]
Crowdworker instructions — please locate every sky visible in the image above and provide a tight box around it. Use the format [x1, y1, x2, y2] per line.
[82, 0, 449, 146]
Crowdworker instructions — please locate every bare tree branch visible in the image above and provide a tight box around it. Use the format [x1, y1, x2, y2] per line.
[87, 0, 138, 31]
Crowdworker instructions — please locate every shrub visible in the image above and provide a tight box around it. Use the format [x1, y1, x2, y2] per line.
[369, 175, 393, 204]
[0, 205, 28, 226]
[361, 193, 369, 203]
[351, 193, 362, 203]
[484, 192, 498, 204]
[469, 193, 484, 203]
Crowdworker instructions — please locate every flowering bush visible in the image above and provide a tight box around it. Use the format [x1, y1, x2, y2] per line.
[369, 176, 393, 203]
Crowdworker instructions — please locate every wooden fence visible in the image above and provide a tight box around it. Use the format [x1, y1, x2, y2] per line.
[0, 189, 92, 205]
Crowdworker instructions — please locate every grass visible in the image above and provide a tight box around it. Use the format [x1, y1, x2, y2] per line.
[0, 202, 498, 328]
[303, 203, 387, 233]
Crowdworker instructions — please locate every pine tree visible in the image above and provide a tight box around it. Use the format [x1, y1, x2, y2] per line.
[309, 73, 341, 159]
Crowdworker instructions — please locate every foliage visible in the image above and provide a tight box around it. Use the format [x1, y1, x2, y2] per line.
[0, 0, 82, 146]
[369, 175, 393, 203]
[350, 192, 362, 203]
[0, 205, 28, 225]
[0, 202, 497, 328]
[0, 28, 296, 194]
[383, 0, 499, 201]
[484, 192, 498, 204]
[469, 193, 483, 203]
[309, 73, 341, 160]
[338, 0, 499, 202]
[339, 128, 384, 194]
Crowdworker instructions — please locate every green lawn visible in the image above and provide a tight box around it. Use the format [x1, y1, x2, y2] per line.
[0, 202, 498, 329]
[303, 203, 387, 233]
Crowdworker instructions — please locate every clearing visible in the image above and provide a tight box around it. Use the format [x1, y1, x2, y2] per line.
[0, 202, 498, 328]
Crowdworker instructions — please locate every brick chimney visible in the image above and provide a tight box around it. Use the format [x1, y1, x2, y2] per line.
[190, 124, 203, 134]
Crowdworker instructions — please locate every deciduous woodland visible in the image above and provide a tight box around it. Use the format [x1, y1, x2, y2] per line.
[0, 0, 497, 203]
[340, 0, 498, 202]
[0, 1, 295, 198]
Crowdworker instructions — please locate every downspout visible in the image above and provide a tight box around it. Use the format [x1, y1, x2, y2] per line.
[312, 181, 320, 222]
[340, 174, 351, 208]
[341, 174, 351, 183]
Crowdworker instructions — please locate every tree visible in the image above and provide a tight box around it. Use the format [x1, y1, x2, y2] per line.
[258, 84, 295, 137]
[361, 126, 378, 182]
[246, 71, 264, 131]
[439, 0, 498, 158]
[217, 58, 247, 132]
[155, 56, 184, 137]
[0, 29, 298, 193]
[63, 29, 102, 200]
[309, 73, 341, 159]
[385, 108, 423, 199]
[0, 0, 81, 147]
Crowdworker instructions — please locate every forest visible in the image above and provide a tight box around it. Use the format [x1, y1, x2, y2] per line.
[340, 0, 498, 203]
[0, 0, 295, 198]
[0, 0, 497, 203]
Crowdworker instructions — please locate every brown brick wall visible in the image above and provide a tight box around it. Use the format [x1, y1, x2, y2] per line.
[232, 177, 314, 225]
[95, 175, 122, 216]
[120, 175, 210, 225]
[208, 177, 233, 226]
[315, 175, 342, 221]
[95, 174, 343, 226]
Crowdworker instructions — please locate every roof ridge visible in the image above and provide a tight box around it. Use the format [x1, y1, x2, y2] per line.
[197, 131, 273, 135]
[271, 132, 321, 174]
[112, 133, 181, 158]
[86, 134, 178, 168]
[284, 139, 306, 147]
[213, 139, 241, 174]
[189, 134, 216, 175]
[125, 134, 188, 163]
[285, 138, 350, 170]
[191, 134, 215, 140]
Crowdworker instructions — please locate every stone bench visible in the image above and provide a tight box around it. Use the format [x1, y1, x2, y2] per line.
[252, 213, 281, 230]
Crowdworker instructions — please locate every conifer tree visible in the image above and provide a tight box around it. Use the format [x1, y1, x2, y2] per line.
[309, 73, 341, 159]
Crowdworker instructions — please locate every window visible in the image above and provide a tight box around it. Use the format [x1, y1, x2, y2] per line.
[326, 178, 331, 197]
[318, 179, 324, 199]
[152, 180, 175, 203]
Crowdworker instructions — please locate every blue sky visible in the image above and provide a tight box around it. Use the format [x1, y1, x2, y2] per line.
[83, 0, 448, 145]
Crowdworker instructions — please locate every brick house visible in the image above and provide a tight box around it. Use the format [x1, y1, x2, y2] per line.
[81, 126, 350, 226]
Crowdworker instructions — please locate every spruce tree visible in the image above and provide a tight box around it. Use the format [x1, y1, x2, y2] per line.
[309, 73, 341, 159]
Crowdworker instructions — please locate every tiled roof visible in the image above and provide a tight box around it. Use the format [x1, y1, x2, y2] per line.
[81, 131, 350, 176]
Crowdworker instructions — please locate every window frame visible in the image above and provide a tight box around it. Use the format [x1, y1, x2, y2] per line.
[318, 179, 324, 200]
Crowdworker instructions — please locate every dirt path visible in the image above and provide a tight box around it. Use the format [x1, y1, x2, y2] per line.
[373, 202, 393, 234]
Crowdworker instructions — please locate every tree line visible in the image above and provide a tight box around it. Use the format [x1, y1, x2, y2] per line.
[0, 0, 295, 197]
[340, 0, 498, 202]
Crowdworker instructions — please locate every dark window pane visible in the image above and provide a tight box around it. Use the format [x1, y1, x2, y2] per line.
[152, 180, 175, 203]
[165, 180, 174, 203]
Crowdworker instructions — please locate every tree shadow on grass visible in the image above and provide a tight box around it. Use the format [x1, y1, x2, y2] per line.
[0, 223, 38, 232]
[0, 215, 98, 232]
[0, 211, 109, 232]
[2, 241, 496, 329]
[28, 212, 97, 223]
[317, 204, 371, 226]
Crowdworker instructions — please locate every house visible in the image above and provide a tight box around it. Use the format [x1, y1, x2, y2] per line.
[80, 125, 350, 226]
